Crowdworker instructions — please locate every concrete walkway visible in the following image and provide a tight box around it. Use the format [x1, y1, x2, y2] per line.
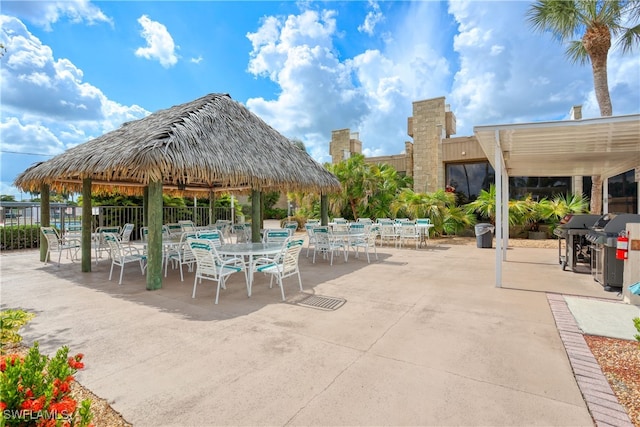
[1, 233, 635, 426]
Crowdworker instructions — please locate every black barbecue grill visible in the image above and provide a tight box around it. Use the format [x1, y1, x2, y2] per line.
[586, 213, 640, 291]
[553, 214, 601, 273]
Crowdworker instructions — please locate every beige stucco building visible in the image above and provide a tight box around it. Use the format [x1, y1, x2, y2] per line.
[330, 97, 485, 194]
[329, 97, 607, 205]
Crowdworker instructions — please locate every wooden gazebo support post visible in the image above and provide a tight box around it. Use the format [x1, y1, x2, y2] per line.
[146, 180, 163, 290]
[320, 193, 329, 226]
[251, 189, 261, 243]
[39, 184, 50, 262]
[81, 178, 92, 272]
[143, 187, 149, 226]
[209, 190, 214, 226]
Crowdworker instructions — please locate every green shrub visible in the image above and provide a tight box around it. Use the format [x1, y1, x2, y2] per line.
[634, 317, 640, 343]
[265, 207, 287, 219]
[0, 225, 41, 251]
[280, 215, 306, 229]
[0, 310, 35, 351]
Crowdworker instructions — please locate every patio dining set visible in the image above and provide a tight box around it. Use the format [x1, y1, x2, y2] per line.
[40, 216, 434, 305]
[40, 220, 305, 305]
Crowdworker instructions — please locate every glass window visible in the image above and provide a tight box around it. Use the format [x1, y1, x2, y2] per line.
[446, 161, 573, 203]
[445, 162, 494, 204]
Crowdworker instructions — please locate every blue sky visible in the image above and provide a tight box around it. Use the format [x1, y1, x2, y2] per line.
[1, 0, 639, 199]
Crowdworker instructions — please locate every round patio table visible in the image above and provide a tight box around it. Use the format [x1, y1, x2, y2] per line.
[218, 242, 283, 296]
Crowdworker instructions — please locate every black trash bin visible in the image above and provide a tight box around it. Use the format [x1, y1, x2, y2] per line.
[474, 223, 494, 248]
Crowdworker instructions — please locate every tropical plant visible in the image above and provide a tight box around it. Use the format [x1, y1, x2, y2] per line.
[327, 154, 371, 220]
[0, 310, 35, 352]
[391, 189, 475, 236]
[0, 342, 93, 426]
[523, 192, 590, 232]
[526, 0, 640, 214]
[464, 185, 530, 226]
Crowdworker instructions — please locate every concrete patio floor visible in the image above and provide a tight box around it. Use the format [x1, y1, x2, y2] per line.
[0, 230, 635, 426]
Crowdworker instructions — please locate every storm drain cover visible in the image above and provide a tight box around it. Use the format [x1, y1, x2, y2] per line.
[296, 295, 346, 311]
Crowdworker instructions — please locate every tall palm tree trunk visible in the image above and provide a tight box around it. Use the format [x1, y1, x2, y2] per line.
[583, 24, 612, 215]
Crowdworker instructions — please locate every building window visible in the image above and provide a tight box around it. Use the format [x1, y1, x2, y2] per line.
[607, 169, 637, 214]
[446, 161, 572, 203]
[584, 169, 637, 214]
[445, 162, 494, 203]
[509, 177, 572, 201]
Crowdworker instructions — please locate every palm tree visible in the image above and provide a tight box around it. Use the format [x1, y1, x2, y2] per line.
[391, 188, 475, 236]
[526, 0, 640, 214]
[465, 185, 530, 226]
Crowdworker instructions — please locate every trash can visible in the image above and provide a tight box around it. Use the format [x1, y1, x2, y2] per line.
[474, 223, 494, 248]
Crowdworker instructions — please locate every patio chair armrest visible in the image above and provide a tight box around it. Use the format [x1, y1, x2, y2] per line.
[123, 246, 143, 256]
[220, 256, 245, 268]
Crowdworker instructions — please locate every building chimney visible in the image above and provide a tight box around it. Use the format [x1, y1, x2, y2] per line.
[570, 105, 582, 120]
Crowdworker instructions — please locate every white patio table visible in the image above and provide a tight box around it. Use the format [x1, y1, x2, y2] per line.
[218, 242, 284, 296]
[330, 230, 365, 261]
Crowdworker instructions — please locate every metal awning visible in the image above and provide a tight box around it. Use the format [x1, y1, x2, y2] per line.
[473, 113, 640, 287]
[474, 114, 640, 179]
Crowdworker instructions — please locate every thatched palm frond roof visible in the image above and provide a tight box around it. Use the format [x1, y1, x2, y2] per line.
[14, 93, 340, 196]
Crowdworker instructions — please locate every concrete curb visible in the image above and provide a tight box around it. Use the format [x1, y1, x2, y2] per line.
[547, 293, 634, 427]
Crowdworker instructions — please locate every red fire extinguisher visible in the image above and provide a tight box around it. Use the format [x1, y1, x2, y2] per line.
[616, 231, 629, 260]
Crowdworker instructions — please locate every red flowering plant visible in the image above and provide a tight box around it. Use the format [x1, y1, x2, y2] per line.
[0, 342, 93, 427]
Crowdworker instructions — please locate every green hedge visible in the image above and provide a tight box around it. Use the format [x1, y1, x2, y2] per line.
[0, 225, 41, 251]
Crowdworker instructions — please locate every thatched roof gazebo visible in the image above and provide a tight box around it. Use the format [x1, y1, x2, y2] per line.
[14, 93, 340, 289]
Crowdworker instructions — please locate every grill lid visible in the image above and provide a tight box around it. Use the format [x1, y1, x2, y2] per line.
[557, 214, 602, 230]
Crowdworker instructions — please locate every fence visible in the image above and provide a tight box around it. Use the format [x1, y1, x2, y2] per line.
[0, 204, 233, 251]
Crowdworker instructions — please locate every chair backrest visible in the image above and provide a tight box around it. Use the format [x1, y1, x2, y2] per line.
[166, 223, 184, 235]
[197, 229, 224, 247]
[41, 227, 61, 249]
[188, 238, 223, 277]
[179, 220, 196, 232]
[280, 238, 304, 273]
[97, 226, 121, 247]
[263, 229, 290, 245]
[416, 218, 431, 225]
[140, 227, 149, 242]
[103, 232, 123, 261]
[97, 226, 121, 234]
[120, 223, 135, 243]
[399, 222, 417, 237]
[312, 227, 331, 246]
[283, 222, 298, 234]
[356, 218, 373, 224]
[349, 223, 365, 231]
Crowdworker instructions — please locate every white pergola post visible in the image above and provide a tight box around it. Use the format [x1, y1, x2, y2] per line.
[494, 130, 503, 288]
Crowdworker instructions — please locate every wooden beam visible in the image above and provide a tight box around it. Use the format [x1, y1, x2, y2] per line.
[39, 184, 50, 262]
[321, 193, 328, 226]
[146, 180, 163, 290]
[251, 189, 261, 243]
[81, 178, 92, 272]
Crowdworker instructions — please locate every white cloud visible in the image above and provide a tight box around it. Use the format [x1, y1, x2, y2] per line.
[190, 55, 203, 64]
[245, 2, 454, 161]
[246, 9, 369, 162]
[358, 1, 384, 36]
[1, 0, 112, 31]
[448, 0, 639, 134]
[135, 15, 179, 68]
[0, 15, 149, 197]
[0, 117, 65, 155]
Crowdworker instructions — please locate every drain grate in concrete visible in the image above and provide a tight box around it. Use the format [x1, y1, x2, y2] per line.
[296, 295, 346, 311]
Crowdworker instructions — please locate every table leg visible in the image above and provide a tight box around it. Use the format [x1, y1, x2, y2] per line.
[247, 254, 253, 297]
